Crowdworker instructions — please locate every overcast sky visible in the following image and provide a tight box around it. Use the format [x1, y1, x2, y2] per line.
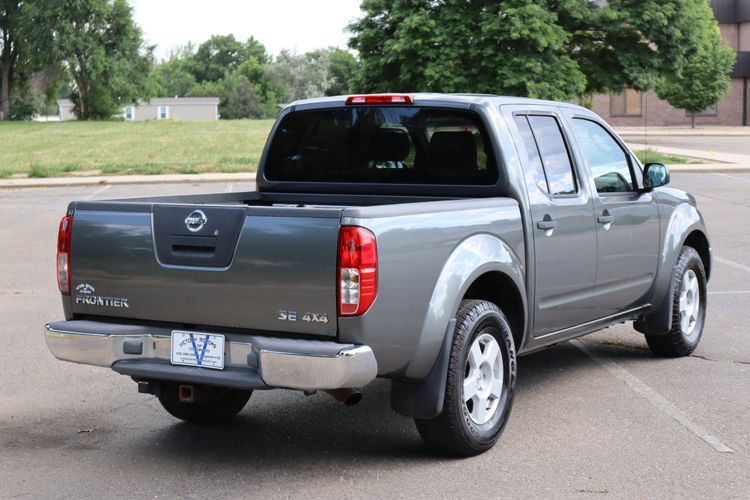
[130, 0, 363, 60]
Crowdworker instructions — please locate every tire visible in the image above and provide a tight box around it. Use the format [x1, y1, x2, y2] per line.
[415, 300, 517, 456]
[646, 246, 707, 357]
[157, 382, 252, 423]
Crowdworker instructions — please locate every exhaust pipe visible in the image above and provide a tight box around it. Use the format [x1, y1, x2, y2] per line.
[325, 388, 363, 406]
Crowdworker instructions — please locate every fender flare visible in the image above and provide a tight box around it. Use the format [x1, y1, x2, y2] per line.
[636, 201, 710, 336]
[391, 233, 526, 418]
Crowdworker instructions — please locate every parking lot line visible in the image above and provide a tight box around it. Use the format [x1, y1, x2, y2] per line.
[83, 184, 112, 200]
[714, 256, 750, 274]
[571, 339, 734, 454]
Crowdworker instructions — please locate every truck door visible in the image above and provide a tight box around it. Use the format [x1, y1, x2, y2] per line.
[506, 110, 599, 337]
[566, 116, 660, 315]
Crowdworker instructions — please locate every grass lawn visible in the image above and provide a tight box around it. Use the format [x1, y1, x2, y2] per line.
[634, 149, 698, 165]
[0, 121, 700, 179]
[0, 119, 275, 178]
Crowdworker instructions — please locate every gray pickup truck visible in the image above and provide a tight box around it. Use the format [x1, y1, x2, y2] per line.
[46, 94, 710, 455]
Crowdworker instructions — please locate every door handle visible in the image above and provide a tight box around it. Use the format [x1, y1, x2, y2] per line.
[537, 219, 558, 230]
[597, 215, 614, 224]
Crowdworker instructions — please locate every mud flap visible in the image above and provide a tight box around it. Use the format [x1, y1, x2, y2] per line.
[390, 319, 455, 418]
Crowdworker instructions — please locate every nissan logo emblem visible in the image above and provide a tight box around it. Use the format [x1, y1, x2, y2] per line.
[185, 210, 207, 232]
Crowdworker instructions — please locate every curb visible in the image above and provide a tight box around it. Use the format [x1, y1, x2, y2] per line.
[0, 172, 257, 189]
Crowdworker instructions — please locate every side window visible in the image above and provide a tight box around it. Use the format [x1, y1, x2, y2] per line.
[513, 115, 548, 194]
[527, 115, 576, 196]
[572, 119, 634, 193]
[158, 106, 169, 120]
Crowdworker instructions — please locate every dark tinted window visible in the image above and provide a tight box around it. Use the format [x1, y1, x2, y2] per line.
[265, 107, 497, 184]
[513, 115, 548, 194]
[572, 119, 634, 193]
[527, 115, 576, 196]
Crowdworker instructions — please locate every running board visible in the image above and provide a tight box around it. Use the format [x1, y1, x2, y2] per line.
[521, 304, 650, 355]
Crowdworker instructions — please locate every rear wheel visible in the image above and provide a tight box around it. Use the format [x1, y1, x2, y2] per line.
[415, 300, 516, 456]
[157, 382, 252, 423]
[646, 246, 707, 357]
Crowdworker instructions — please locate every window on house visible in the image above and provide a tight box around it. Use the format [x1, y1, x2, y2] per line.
[610, 89, 643, 116]
[158, 106, 169, 120]
[124, 106, 134, 121]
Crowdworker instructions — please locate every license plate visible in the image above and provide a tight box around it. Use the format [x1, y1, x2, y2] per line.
[170, 331, 225, 370]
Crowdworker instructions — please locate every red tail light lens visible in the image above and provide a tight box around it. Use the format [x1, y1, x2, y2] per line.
[57, 215, 73, 294]
[337, 226, 378, 316]
[345, 94, 413, 105]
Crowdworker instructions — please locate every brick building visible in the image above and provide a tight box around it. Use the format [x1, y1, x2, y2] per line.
[592, 0, 750, 127]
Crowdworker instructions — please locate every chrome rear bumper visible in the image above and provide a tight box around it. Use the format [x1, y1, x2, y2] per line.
[45, 320, 377, 391]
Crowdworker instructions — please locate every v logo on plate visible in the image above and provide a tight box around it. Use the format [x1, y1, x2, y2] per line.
[188, 333, 210, 365]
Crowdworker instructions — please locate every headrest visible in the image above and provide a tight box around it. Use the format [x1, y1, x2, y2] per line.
[368, 128, 410, 161]
[427, 131, 478, 171]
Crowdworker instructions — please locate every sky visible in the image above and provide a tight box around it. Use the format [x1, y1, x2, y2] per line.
[130, 0, 364, 61]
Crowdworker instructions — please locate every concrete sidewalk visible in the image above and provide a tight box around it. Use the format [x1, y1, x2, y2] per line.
[627, 142, 750, 166]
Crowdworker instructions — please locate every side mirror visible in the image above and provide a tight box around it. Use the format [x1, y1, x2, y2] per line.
[643, 162, 670, 190]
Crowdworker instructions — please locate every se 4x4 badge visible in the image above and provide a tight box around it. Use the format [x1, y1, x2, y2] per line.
[278, 310, 329, 323]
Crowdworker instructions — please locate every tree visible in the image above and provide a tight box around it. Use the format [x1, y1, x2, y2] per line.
[149, 46, 197, 97]
[325, 47, 358, 95]
[0, 0, 58, 120]
[243, 36, 269, 66]
[266, 49, 332, 103]
[150, 59, 196, 97]
[348, 0, 734, 101]
[192, 34, 241, 82]
[654, 0, 735, 127]
[348, 0, 585, 99]
[56, 0, 153, 119]
[220, 73, 267, 119]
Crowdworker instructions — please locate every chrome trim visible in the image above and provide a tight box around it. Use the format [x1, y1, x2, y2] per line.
[44, 323, 377, 391]
[259, 345, 378, 390]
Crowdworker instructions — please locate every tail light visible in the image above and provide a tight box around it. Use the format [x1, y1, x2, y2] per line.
[337, 226, 378, 316]
[57, 215, 73, 294]
[345, 94, 413, 105]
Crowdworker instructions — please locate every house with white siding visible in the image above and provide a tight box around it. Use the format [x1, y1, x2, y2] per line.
[57, 97, 220, 121]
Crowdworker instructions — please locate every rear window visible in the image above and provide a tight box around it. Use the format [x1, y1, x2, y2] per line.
[264, 107, 498, 185]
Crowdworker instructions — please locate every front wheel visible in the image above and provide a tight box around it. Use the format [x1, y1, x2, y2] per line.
[157, 382, 252, 423]
[415, 300, 517, 456]
[646, 246, 707, 357]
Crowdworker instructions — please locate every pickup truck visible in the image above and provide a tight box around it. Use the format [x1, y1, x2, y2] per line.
[46, 94, 711, 456]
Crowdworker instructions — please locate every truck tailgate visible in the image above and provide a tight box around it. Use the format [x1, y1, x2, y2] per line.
[68, 203, 342, 336]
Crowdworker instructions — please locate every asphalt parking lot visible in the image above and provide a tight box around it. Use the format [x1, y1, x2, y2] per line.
[1, 174, 749, 499]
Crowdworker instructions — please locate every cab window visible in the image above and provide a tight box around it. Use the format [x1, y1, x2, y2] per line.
[572, 119, 635, 193]
[513, 115, 549, 194]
